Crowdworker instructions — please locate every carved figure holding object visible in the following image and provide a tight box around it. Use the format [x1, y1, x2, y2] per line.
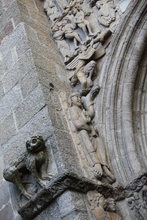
[3, 136, 53, 199]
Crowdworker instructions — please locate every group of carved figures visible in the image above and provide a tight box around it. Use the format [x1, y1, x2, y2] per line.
[44, 0, 117, 184]
[44, 1, 119, 217]
[3, 1, 120, 219]
[44, 0, 117, 63]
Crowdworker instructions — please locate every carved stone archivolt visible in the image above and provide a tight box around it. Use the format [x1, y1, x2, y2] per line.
[43, 0, 119, 187]
[43, 0, 147, 219]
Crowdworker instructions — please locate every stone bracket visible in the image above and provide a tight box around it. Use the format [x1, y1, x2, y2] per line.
[18, 172, 114, 219]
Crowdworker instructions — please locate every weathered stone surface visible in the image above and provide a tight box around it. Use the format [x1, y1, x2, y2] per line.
[18, 172, 114, 219]
[4, 106, 53, 165]
[0, 182, 10, 209]
[14, 85, 46, 129]
[0, 202, 15, 220]
[0, 113, 17, 145]
[0, 0, 146, 219]
[0, 84, 22, 121]
[0, 156, 4, 185]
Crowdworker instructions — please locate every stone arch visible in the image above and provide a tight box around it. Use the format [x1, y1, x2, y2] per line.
[98, 0, 147, 184]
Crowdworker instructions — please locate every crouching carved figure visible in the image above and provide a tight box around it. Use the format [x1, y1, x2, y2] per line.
[3, 136, 53, 199]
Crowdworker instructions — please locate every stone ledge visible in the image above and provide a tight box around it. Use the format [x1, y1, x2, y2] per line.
[18, 172, 114, 219]
[18, 172, 147, 219]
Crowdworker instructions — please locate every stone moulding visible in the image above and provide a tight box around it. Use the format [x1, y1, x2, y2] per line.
[18, 171, 147, 219]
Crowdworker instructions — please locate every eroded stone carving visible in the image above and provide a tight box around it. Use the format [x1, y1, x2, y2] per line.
[44, 0, 118, 187]
[44, 0, 61, 21]
[73, 6, 95, 37]
[127, 185, 147, 220]
[87, 190, 122, 219]
[18, 172, 116, 219]
[69, 93, 115, 183]
[96, 0, 117, 27]
[3, 136, 53, 199]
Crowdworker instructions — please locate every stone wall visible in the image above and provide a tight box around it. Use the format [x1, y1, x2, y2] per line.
[0, 0, 146, 219]
[0, 0, 92, 219]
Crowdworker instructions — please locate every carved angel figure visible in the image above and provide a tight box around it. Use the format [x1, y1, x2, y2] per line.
[3, 136, 53, 199]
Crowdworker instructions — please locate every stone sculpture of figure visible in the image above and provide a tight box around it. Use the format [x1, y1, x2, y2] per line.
[3, 136, 53, 199]
[61, 18, 83, 47]
[51, 21, 73, 63]
[69, 29, 112, 93]
[69, 46, 96, 94]
[69, 93, 116, 183]
[73, 7, 95, 37]
[96, 0, 116, 27]
[44, 0, 61, 21]
[81, 85, 100, 119]
[87, 190, 122, 220]
[76, 59, 96, 94]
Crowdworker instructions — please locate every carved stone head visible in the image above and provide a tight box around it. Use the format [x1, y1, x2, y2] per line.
[26, 136, 45, 154]
[70, 93, 82, 107]
[104, 198, 116, 212]
[87, 190, 116, 212]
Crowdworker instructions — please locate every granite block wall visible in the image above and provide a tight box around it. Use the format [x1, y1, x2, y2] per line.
[0, 0, 92, 219]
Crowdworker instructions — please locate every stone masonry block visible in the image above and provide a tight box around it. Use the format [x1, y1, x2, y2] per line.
[0, 202, 15, 220]
[17, 0, 38, 11]
[0, 113, 17, 146]
[2, 50, 36, 93]
[14, 84, 46, 129]
[0, 23, 27, 58]
[2, 0, 15, 9]
[0, 20, 14, 43]
[57, 191, 87, 218]
[62, 211, 89, 220]
[0, 85, 22, 121]
[4, 106, 53, 166]
[0, 156, 5, 185]
[24, 24, 39, 43]
[0, 182, 10, 209]
[20, 69, 39, 99]
[0, 81, 4, 98]
[0, 1, 21, 32]
[32, 52, 57, 76]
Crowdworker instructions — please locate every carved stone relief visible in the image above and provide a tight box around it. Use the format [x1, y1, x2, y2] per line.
[43, 0, 119, 187]
[87, 190, 122, 219]
[3, 136, 54, 199]
[127, 185, 147, 220]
